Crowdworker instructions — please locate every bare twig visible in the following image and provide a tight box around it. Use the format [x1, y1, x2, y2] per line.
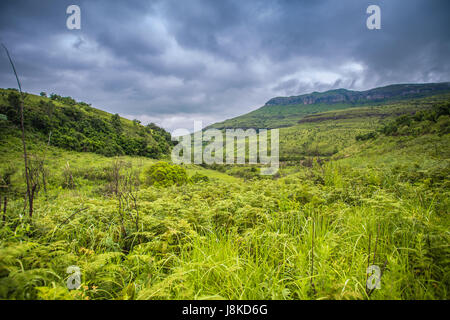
[57, 207, 88, 229]
[372, 222, 380, 265]
[3, 196, 6, 222]
[2, 43, 32, 217]
[310, 215, 316, 295]
[365, 231, 372, 294]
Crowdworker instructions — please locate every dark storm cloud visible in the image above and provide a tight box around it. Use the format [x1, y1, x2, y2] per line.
[0, 0, 449, 131]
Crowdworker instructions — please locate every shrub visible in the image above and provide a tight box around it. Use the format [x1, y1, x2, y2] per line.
[190, 173, 209, 183]
[142, 162, 188, 187]
[355, 131, 377, 141]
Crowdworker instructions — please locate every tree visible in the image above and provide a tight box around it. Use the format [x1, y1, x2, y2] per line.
[5, 92, 20, 124]
[111, 113, 123, 135]
[40, 92, 47, 97]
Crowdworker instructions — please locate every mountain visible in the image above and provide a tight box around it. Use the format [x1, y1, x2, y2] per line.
[0, 89, 173, 158]
[207, 82, 450, 130]
[265, 82, 450, 106]
[1, 89, 449, 301]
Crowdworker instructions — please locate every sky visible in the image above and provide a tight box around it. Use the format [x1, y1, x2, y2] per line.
[0, 0, 449, 132]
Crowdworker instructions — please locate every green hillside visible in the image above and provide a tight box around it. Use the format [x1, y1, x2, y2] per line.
[207, 83, 450, 130]
[0, 85, 449, 300]
[200, 93, 449, 164]
[0, 89, 173, 158]
[277, 94, 450, 161]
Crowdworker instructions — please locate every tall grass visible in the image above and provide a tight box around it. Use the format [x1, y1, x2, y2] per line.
[0, 104, 448, 300]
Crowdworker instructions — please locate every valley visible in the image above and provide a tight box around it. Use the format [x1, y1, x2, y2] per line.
[0, 84, 449, 300]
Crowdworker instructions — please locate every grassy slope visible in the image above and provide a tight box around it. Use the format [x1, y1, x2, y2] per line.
[208, 91, 450, 130]
[208, 102, 356, 129]
[0, 96, 448, 300]
[0, 89, 173, 159]
[0, 89, 141, 139]
[207, 95, 446, 163]
[276, 99, 434, 161]
[0, 129, 236, 191]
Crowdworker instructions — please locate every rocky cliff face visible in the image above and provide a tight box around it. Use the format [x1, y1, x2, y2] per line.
[265, 82, 450, 106]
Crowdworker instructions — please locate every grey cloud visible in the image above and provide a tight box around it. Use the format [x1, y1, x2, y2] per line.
[0, 0, 449, 131]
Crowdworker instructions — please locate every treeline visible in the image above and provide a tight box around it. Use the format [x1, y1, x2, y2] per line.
[0, 89, 173, 158]
[381, 102, 450, 136]
[356, 102, 450, 141]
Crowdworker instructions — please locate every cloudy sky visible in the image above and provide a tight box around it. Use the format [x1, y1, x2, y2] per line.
[1, 0, 449, 132]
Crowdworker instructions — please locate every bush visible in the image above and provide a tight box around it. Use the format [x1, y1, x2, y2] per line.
[355, 131, 377, 141]
[190, 173, 209, 183]
[381, 103, 450, 137]
[142, 162, 188, 187]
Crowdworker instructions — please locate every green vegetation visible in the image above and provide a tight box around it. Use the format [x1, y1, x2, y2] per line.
[208, 102, 358, 129]
[0, 88, 449, 300]
[0, 89, 172, 158]
[142, 162, 189, 187]
[275, 95, 449, 161]
[380, 102, 450, 137]
[208, 83, 450, 130]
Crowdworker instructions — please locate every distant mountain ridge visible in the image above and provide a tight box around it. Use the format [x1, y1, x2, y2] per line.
[207, 82, 450, 130]
[265, 82, 450, 106]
